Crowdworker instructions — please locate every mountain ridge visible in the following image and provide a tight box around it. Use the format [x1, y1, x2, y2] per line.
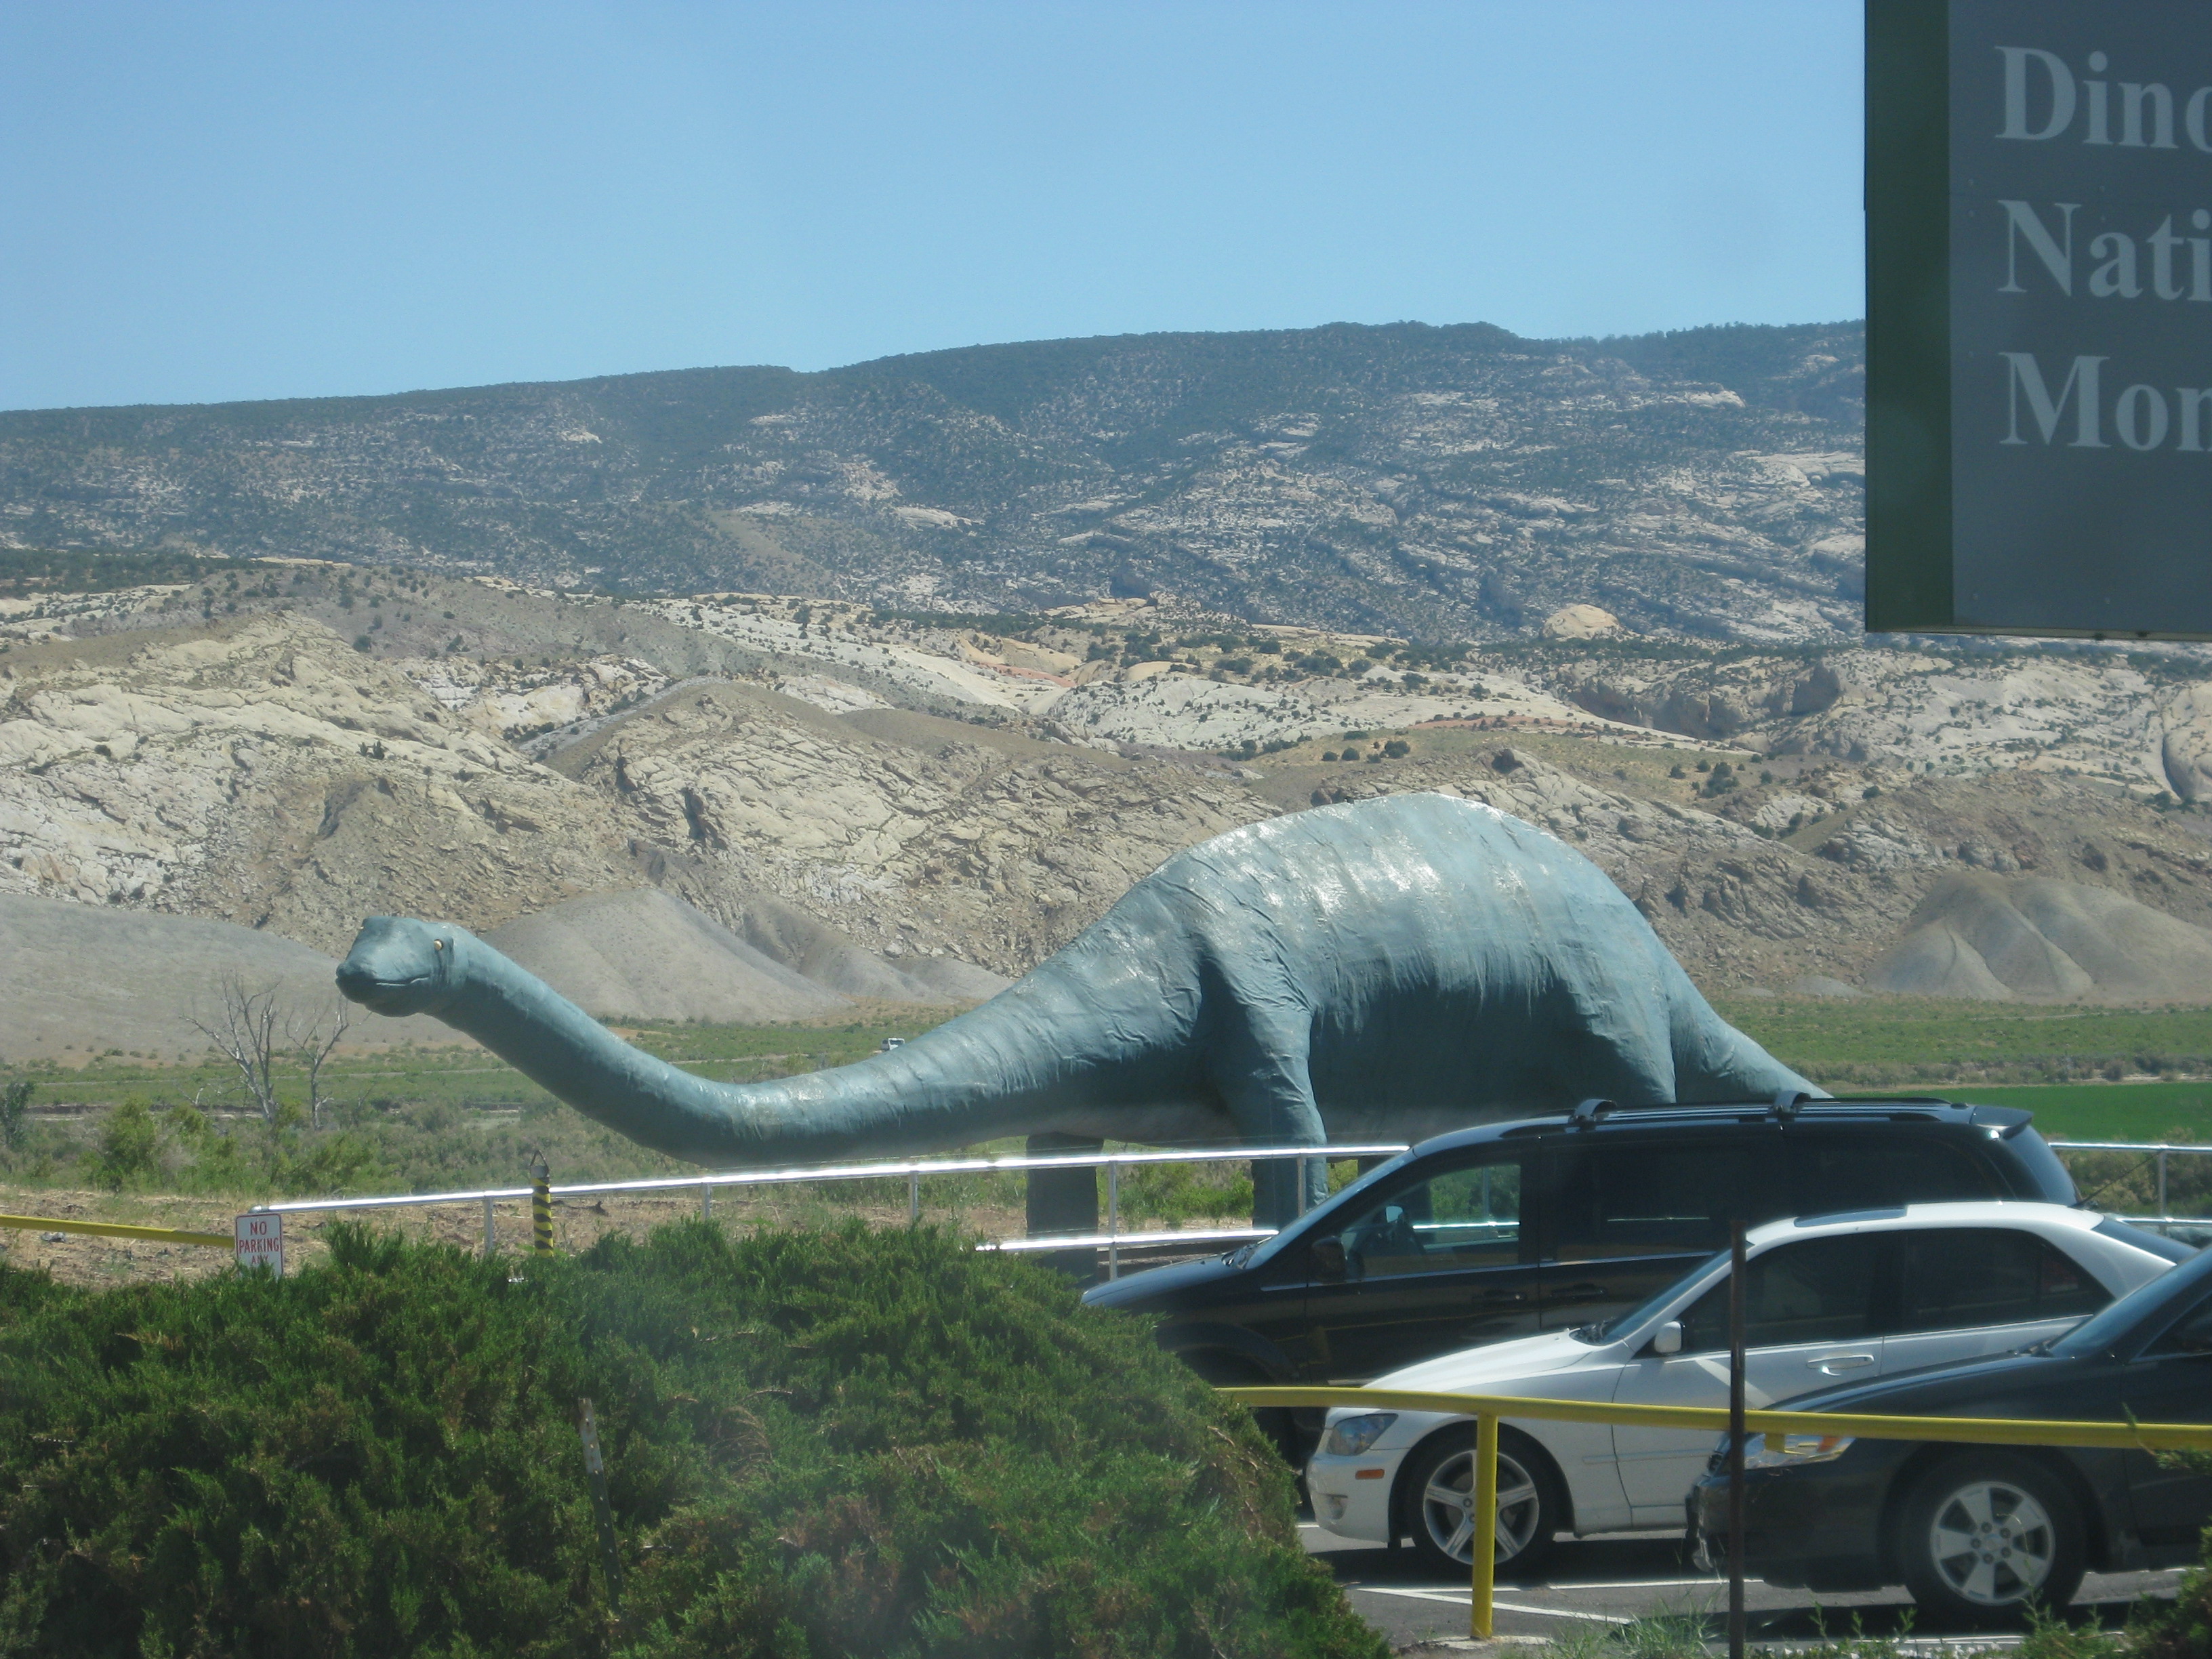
[0, 319, 1867, 642]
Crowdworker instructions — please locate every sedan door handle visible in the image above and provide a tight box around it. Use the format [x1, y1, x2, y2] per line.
[1811, 1353, 1877, 1374]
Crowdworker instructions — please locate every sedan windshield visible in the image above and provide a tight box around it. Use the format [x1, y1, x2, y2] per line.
[2051, 1238, 2212, 1358]
[1576, 1249, 1725, 1343]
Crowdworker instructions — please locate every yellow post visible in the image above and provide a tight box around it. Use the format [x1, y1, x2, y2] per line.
[1471, 1412, 1498, 1639]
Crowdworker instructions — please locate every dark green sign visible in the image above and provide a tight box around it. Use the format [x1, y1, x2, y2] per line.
[1868, 1, 2212, 637]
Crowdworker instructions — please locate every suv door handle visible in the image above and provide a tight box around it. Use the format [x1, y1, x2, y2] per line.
[1811, 1353, 1877, 1374]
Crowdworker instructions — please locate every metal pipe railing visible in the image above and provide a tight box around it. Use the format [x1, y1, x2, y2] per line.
[2051, 1139, 2212, 1221]
[1233, 1382, 2212, 1641]
[225, 1132, 2212, 1269]
[984, 1227, 1271, 1255]
[247, 1143, 1411, 1263]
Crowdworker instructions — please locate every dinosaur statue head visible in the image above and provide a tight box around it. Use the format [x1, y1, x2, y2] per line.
[336, 916, 462, 1016]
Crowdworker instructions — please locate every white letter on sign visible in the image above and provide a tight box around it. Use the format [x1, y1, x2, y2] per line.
[234, 1212, 283, 1276]
[1999, 47, 2076, 142]
[2002, 352, 2108, 447]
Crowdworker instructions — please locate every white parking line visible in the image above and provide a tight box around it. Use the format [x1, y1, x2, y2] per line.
[1520, 1578, 1721, 1591]
[1490, 1603, 1635, 1625]
[1350, 1587, 1631, 1623]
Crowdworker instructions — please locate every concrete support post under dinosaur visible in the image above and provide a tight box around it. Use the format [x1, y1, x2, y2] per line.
[337, 794, 1821, 1229]
[1025, 1132, 1102, 1277]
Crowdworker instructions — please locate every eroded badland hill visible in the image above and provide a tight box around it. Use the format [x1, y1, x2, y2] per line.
[5, 322, 2212, 1054]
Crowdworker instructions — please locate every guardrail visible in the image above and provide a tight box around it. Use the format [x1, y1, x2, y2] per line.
[247, 1143, 1410, 1270]
[208, 1133, 2212, 1271]
[2051, 1139, 2212, 1220]
[0, 1211, 232, 1250]
[47, 1131, 2190, 1281]
[1226, 1384, 2212, 1641]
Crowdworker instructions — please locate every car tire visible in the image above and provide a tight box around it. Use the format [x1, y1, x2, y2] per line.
[1400, 1425, 1563, 1579]
[1899, 1452, 2087, 1626]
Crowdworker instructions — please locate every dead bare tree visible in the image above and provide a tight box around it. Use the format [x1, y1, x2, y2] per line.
[189, 977, 350, 1127]
[296, 1002, 349, 1130]
[190, 975, 285, 1123]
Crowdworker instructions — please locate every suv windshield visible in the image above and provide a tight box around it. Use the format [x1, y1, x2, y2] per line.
[1576, 1249, 1726, 1343]
[1240, 1150, 1415, 1267]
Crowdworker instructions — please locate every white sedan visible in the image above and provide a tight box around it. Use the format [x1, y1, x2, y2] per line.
[1306, 1202, 2186, 1574]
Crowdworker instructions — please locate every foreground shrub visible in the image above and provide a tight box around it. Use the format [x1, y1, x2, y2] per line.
[0, 1221, 1380, 1659]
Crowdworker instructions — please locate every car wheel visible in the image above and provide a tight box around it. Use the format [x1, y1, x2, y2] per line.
[1401, 1425, 1563, 1578]
[1900, 1453, 2086, 1626]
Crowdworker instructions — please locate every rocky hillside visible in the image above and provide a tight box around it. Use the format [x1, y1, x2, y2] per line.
[7, 569, 2212, 1033]
[0, 321, 1866, 642]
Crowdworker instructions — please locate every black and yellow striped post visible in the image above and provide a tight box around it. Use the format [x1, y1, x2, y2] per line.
[530, 1155, 554, 1255]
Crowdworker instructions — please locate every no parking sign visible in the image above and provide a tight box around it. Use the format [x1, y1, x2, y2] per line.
[234, 1212, 283, 1276]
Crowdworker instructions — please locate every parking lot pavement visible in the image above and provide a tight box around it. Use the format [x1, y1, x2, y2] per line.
[1301, 1527, 2179, 1651]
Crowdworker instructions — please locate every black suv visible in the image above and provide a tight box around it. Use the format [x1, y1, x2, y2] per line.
[1082, 1098, 2078, 1391]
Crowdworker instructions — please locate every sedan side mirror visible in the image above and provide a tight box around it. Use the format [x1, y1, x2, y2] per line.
[1311, 1236, 1348, 1282]
[1651, 1321, 1684, 1357]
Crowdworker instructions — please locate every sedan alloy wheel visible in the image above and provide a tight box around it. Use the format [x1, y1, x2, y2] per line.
[1403, 1429, 1559, 1576]
[1901, 1453, 2085, 1624]
[1929, 1480, 2055, 1605]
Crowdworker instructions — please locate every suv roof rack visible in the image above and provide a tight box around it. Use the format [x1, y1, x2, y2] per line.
[1771, 1089, 1814, 1122]
[1460, 1096, 1994, 1147]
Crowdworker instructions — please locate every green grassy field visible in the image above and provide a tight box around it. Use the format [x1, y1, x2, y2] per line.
[22, 1012, 953, 1114]
[1714, 996, 2212, 1086]
[0, 1011, 1269, 1224]
[1712, 995, 2212, 1143]
[0, 1014, 958, 1201]
[1917, 1082, 2212, 1143]
[10, 996, 2212, 1208]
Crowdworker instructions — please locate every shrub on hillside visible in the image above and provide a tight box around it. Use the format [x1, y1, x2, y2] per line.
[0, 1221, 1382, 1659]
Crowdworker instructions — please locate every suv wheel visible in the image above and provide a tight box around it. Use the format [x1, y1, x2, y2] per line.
[1900, 1452, 2085, 1625]
[1401, 1425, 1561, 1578]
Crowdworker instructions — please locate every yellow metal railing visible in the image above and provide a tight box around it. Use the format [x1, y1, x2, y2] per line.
[1229, 1386, 2212, 1639]
[0, 1211, 232, 1249]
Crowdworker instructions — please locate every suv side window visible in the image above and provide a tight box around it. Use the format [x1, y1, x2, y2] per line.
[1679, 1234, 1885, 1353]
[1896, 1229, 2110, 1332]
[1550, 1140, 1764, 1262]
[1328, 1158, 1523, 1281]
[1788, 1135, 1998, 1210]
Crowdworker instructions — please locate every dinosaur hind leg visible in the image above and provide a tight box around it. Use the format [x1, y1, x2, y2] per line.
[1205, 1010, 1327, 1229]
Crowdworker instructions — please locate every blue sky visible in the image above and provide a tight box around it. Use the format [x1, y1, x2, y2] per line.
[0, 1, 1864, 411]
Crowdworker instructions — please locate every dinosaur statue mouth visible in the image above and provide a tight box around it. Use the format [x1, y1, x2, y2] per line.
[335, 960, 436, 1013]
[335, 918, 450, 1016]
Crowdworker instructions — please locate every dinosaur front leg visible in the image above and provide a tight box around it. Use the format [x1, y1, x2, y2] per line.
[1204, 1009, 1328, 1229]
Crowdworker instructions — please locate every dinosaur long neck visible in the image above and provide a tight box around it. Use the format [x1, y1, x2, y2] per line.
[436, 932, 1204, 1166]
[432, 933, 798, 1162]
